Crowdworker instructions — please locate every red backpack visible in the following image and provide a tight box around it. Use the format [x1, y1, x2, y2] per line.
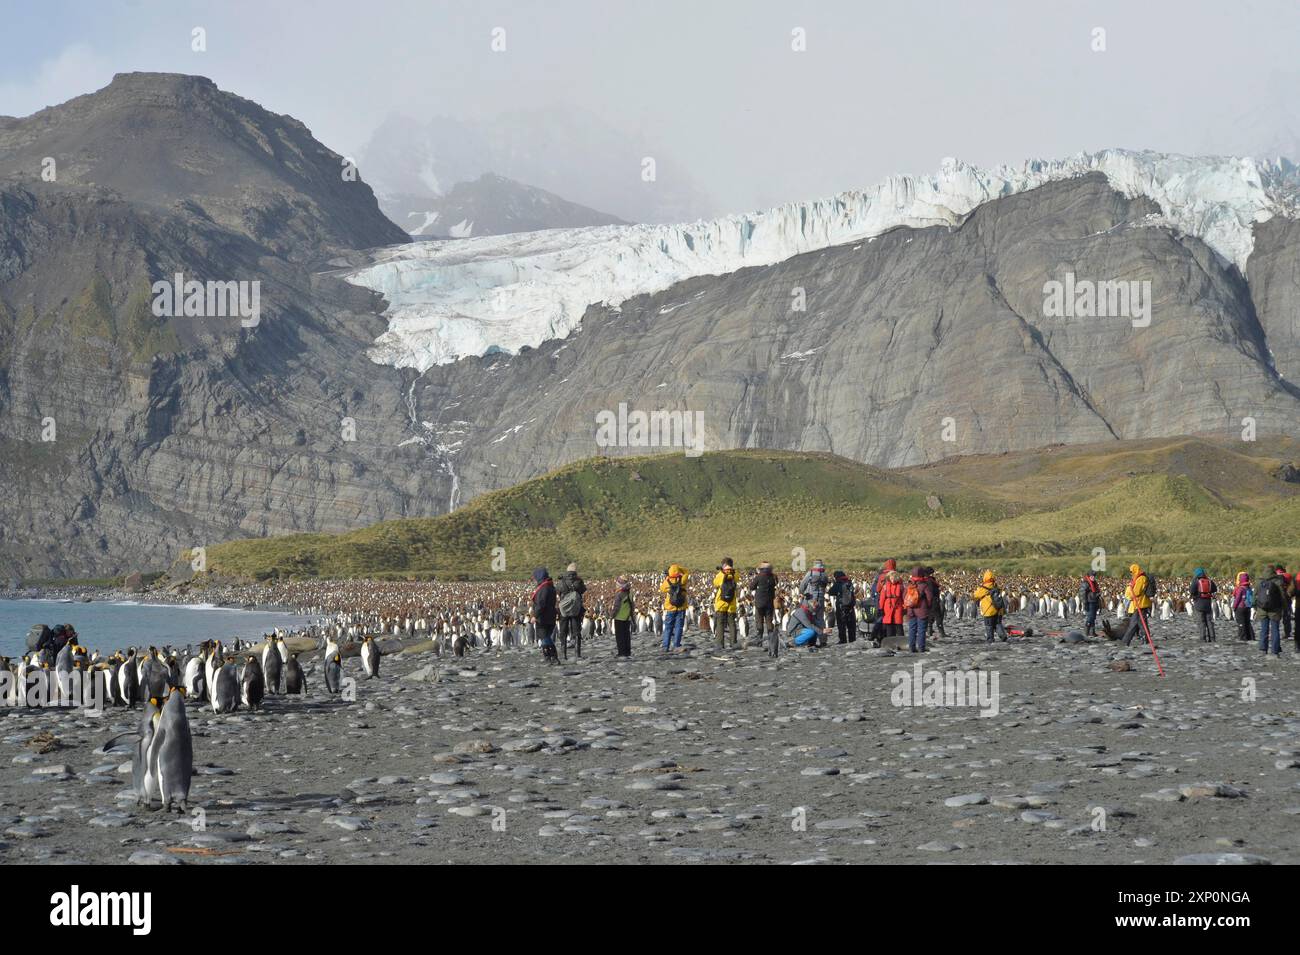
[903, 581, 921, 608]
[1196, 576, 1212, 598]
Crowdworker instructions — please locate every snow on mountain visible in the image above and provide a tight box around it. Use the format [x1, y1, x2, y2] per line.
[344, 149, 1300, 372]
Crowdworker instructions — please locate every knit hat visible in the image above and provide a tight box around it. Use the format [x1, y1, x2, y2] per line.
[566, 562, 577, 573]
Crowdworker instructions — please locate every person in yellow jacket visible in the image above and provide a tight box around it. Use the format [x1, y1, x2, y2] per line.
[712, 558, 740, 650]
[1121, 563, 1151, 646]
[971, 570, 1007, 643]
[659, 564, 689, 651]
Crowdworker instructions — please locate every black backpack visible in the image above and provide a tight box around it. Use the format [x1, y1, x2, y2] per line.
[1258, 577, 1283, 612]
[719, 574, 736, 603]
[990, 588, 1006, 612]
[836, 580, 855, 608]
[668, 579, 687, 609]
[1143, 573, 1157, 604]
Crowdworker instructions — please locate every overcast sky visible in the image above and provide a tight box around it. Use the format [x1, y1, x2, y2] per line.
[3, 0, 1300, 216]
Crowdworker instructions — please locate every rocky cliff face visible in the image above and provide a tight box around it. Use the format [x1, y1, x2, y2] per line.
[408, 173, 1300, 499]
[0, 75, 425, 577]
[2, 74, 1298, 578]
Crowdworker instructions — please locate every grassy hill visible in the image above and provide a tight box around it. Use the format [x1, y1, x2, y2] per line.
[203, 437, 1300, 581]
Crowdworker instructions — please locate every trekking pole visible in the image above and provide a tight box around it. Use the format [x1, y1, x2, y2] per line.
[1136, 608, 1165, 677]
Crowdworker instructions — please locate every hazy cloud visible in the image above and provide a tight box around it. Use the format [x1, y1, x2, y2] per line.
[2, 0, 1299, 219]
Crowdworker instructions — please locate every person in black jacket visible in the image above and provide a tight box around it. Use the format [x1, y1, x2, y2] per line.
[1256, 566, 1285, 656]
[531, 567, 559, 664]
[828, 570, 857, 644]
[749, 562, 779, 655]
[1189, 567, 1217, 642]
[1078, 570, 1102, 637]
[554, 562, 587, 659]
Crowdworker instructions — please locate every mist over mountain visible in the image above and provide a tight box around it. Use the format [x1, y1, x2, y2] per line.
[356, 108, 716, 226]
[378, 173, 626, 238]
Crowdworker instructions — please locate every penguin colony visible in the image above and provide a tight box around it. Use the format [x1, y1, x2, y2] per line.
[7, 631, 380, 814]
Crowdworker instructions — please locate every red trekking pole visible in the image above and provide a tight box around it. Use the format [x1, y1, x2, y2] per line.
[1136, 607, 1165, 677]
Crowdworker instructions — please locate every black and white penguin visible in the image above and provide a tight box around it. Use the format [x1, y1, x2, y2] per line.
[212, 656, 240, 714]
[118, 649, 139, 708]
[324, 652, 343, 695]
[154, 689, 193, 813]
[134, 696, 161, 807]
[262, 638, 282, 695]
[360, 635, 380, 679]
[240, 655, 264, 710]
[183, 653, 204, 701]
[284, 654, 306, 695]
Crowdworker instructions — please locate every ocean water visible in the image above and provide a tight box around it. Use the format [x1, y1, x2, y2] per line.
[0, 598, 308, 658]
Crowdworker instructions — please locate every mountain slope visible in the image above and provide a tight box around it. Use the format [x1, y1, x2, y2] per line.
[204, 439, 1300, 581]
[0, 72, 407, 258]
[347, 150, 1300, 371]
[378, 173, 627, 238]
[392, 172, 1300, 508]
[0, 74, 428, 578]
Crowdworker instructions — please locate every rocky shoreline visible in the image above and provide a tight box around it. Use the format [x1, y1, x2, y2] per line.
[0, 612, 1295, 865]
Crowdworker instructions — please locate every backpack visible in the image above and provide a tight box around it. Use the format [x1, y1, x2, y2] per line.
[719, 574, 736, 603]
[1196, 576, 1212, 599]
[903, 581, 921, 609]
[1258, 578, 1282, 612]
[990, 588, 1006, 612]
[1243, 586, 1254, 609]
[559, 588, 583, 617]
[1137, 573, 1156, 603]
[668, 578, 686, 609]
[836, 580, 855, 609]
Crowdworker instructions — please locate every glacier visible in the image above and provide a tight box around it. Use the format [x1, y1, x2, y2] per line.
[344, 149, 1300, 372]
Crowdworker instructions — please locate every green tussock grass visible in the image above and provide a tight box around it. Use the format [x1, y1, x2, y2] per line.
[204, 438, 1300, 582]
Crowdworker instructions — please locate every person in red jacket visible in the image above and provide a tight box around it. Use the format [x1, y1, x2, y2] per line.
[905, 565, 933, 653]
[878, 569, 905, 644]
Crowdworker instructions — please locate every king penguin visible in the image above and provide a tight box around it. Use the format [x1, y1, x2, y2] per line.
[285, 653, 306, 695]
[324, 651, 343, 695]
[154, 688, 193, 813]
[134, 696, 161, 808]
[240, 655, 264, 710]
[262, 637, 282, 695]
[212, 656, 240, 714]
[360, 634, 380, 679]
